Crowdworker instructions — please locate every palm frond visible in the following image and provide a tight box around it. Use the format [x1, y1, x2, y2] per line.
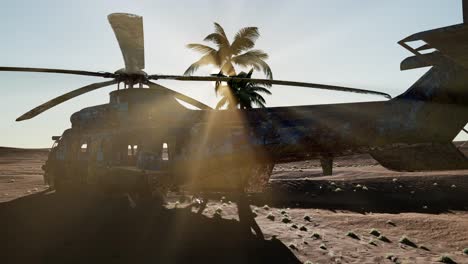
[246, 68, 254, 78]
[232, 52, 273, 79]
[247, 86, 272, 95]
[203, 33, 226, 48]
[231, 27, 259, 55]
[247, 93, 267, 108]
[257, 59, 273, 79]
[213, 22, 228, 40]
[214, 83, 230, 96]
[220, 61, 236, 76]
[235, 50, 269, 60]
[203, 34, 232, 60]
[186, 43, 216, 55]
[252, 98, 266, 108]
[183, 52, 218, 76]
[215, 96, 228, 109]
[210, 71, 225, 93]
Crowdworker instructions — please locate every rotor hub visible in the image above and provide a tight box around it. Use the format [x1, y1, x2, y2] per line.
[114, 68, 148, 88]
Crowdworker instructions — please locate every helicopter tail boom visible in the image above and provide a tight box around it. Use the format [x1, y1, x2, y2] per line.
[367, 10, 468, 171]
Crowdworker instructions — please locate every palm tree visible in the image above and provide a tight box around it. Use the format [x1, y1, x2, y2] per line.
[215, 69, 272, 110]
[184, 23, 273, 80]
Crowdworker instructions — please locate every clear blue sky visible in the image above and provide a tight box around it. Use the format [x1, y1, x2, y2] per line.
[0, 0, 466, 148]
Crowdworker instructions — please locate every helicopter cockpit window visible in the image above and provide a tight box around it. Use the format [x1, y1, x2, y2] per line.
[162, 143, 169, 161]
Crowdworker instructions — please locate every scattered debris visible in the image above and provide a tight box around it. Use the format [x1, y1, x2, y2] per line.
[368, 239, 378, 246]
[220, 196, 226, 203]
[438, 255, 456, 264]
[311, 232, 321, 240]
[346, 231, 360, 240]
[419, 245, 430, 251]
[369, 228, 381, 237]
[266, 213, 275, 221]
[399, 235, 417, 248]
[288, 243, 298, 251]
[385, 254, 400, 263]
[378, 235, 391, 243]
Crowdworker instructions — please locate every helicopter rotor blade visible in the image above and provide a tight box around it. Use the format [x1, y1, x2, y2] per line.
[16, 79, 118, 121]
[0, 67, 115, 78]
[108, 13, 145, 73]
[147, 81, 212, 110]
[149, 75, 392, 99]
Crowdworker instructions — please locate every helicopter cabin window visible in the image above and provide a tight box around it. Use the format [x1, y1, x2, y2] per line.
[127, 145, 138, 157]
[127, 145, 138, 165]
[78, 141, 89, 161]
[162, 143, 169, 161]
[80, 143, 88, 153]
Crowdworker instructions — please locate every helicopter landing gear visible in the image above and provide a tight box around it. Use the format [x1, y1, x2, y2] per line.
[320, 155, 333, 176]
[237, 190, 264, 240]
[124, 175, 168, 209]
[235, 163, 273, 240]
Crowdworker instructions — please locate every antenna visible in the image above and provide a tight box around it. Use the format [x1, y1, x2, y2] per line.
[464, 0, 467, 23]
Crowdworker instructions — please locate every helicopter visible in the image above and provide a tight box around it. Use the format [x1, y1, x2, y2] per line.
[1, 3, 468, 209]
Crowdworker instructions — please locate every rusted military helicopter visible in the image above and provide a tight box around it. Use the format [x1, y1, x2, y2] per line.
[1, 3, 468, 205]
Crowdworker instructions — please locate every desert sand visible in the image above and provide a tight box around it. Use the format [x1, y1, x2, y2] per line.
[1, 146, 468, 263]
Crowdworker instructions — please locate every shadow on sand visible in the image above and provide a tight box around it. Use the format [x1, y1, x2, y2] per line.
[0, 191, 300, 264]
[255, 178, 468, 214]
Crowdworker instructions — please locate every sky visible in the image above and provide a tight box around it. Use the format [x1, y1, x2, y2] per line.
[0, 0, 467, 148]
